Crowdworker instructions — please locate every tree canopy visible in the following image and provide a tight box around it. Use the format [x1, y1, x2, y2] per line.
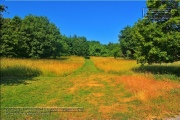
[119, 0, 180, 64]
[1, 12, 120, 58]
[1, 15, 63, 58]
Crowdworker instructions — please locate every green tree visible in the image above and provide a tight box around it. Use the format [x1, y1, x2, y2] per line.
[0, 16, 23, 57]
[0, 5, 9, 56]
[88, 41, 102, 56]
[60, 35, 71, 56]
[107, 42, 121, 58]
[1, 15, 63, 58]
[20, 15, 62, 58]
[71, 35, 89, 57]
[132, 19, 166, 64]
[118, 26, 136, 59]
[0, 5, 8, 27]
[127, 0, 180, 64]
[146, 0, 179, 22]
[100, 45, 109, 57]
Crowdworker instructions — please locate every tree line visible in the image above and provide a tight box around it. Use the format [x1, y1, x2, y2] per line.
[0, 6, 121, 59]
[61, 35, 121, 58]
[119, 0, 180, 64]
[1, 0, 179, 64]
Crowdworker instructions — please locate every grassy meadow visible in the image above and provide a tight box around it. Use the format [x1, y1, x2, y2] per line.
[1, 56, 180, 119]
[1, 56, 84, 77]
[91, 57, 140, 74]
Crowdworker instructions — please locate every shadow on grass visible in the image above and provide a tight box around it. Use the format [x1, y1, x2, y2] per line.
[56, 57, 69, 61]
[0, 77, 39, 85]
[133, 65, 180, 77]
[0, 66, 41, 85]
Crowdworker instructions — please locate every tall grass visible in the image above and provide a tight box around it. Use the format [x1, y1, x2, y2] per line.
[0, 56, 84, 77]
[91, 57, 140, 74]
[92, 57, 180, 80]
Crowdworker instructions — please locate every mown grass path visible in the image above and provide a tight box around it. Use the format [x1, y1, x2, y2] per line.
[72, 59, 101, 75]
[57, 59, 138, 119]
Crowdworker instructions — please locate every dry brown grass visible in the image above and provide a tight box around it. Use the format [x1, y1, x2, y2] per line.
[115, 74, 180, 101]
[66, 74, 106, 94]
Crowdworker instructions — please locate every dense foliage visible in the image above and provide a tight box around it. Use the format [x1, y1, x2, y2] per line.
[0, 6, 120, 58]
[88, 41, 121, 58]
[119, 0, 180, 64]
[60, 35, 90, 57]
[61, 35, 121, 58]
[1, 15, 62, 58]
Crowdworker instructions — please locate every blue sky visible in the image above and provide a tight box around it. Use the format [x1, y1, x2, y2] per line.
[1, 1, 147, 44]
